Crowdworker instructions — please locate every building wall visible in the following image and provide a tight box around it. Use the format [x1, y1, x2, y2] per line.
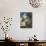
[0, 0, 46, 40]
